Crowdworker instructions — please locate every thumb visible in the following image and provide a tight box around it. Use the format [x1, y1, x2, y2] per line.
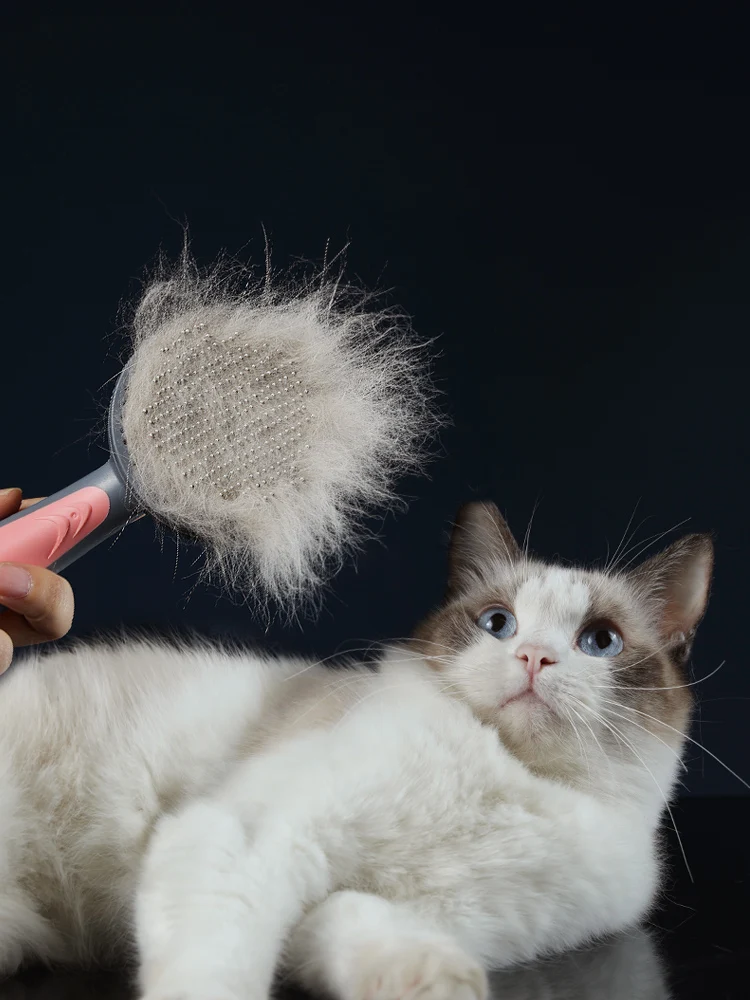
[0, 488, 23, 520]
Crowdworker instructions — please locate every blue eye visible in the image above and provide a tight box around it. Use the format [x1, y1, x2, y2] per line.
[476, 607, 517, 639]
[578, 627, 624, 658]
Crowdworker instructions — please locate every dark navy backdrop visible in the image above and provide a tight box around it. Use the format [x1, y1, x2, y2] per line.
[2, 12, 749, 794]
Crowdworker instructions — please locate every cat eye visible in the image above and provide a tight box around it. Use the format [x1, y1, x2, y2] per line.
[476, 606, 517, 639]
[577, 626, 624, 658]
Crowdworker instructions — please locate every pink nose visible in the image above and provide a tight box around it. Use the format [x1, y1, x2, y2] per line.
[515, 643, 559, 678]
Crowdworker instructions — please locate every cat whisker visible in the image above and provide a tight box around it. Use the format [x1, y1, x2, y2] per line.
[603, 636, 681, 676]
[576, 701, 694, 882]
[522, 499, 540, 565]
[594, 659, 726, 693]
[403, 652, 462, 669]
[595, 703, 689, 793]
[282, 647, 388, 682]
[605, 499, 643, 574]
[597, 703, 688, 773]
[558, 703, 593, 785]
[565, 697, 612, 767]
[386, 637, 462, 656]
[607, 515, 661, 574]
[694, 696, 750, 704]
[378, 636, 458, 650]
[597, 696, 750, 792]
[434, 685, 469, 701]
[615, 517, 692, 575]
[286, 672, 377, 727]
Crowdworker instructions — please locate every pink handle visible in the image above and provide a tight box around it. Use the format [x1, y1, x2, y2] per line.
[0, 487, 111, 568]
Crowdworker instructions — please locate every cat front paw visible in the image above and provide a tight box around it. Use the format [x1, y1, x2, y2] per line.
[351, 939, 488, 1000]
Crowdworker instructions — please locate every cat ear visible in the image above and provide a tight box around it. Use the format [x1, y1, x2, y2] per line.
[447, 501, 521, 596]
[628, 533, 714, 641]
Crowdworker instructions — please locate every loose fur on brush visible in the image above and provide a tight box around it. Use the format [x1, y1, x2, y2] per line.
[0, 503, 714, 1000]
[120, 249, 440, 610]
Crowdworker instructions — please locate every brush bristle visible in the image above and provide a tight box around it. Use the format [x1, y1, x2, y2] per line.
[120, 251, 442, 614]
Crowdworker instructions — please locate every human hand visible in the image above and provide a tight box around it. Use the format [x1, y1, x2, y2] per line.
[0, 488, 75, 675]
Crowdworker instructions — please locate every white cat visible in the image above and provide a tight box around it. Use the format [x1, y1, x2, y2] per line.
[0, 502, 712, 1000]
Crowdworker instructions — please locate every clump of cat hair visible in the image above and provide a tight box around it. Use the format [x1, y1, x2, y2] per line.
[120, 245, 442, 616]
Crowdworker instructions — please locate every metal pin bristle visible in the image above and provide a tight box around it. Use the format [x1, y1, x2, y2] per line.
[144, 327, 309, 502]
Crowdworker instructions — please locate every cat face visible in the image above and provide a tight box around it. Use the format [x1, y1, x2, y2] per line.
[413, 502, 713, 795]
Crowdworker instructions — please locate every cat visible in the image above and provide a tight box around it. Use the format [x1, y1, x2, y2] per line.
[0, 501, 712, 1000]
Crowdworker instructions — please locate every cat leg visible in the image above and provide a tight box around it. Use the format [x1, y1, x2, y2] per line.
[284, 891, 488, 1000]
[135, 799, 331, 1000]
[0, 777, 63, 977]
[0, 890, 63, 979]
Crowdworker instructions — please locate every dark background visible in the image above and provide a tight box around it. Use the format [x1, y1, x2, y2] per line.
[2, 11, 748, 796]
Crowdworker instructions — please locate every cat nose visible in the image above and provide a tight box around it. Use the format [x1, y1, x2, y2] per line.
[515, 643, 559, 678]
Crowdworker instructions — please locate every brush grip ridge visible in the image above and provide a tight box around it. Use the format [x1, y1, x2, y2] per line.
[0, 463, 132, 574]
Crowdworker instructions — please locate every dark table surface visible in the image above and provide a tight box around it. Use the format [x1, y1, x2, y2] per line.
[1, 797, 747, 999]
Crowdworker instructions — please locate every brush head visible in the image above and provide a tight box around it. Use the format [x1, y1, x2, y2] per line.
[134, 326, 311, 502]
[118, 256, 440, 611]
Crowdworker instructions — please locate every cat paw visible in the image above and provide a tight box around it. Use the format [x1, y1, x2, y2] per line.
[351, 940, 488, 1000]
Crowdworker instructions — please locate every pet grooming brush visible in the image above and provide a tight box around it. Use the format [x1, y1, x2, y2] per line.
[0, 258, 437, 605]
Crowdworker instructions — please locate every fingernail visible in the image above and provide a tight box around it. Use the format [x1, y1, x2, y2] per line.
[0, 564, 33, 600]
[0, 488, 21, 498]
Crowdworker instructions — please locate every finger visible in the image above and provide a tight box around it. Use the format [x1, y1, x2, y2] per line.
[0, 629, 12, 675]
[0, 488, 23, 519]
[0, 563, 74, 646]
[20, 497, 46, 510]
